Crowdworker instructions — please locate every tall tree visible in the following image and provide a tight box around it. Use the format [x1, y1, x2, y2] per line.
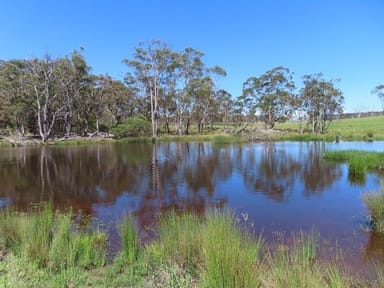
[300, 73, 344, 134]
[0, 60, 33, 139]
[173, 48, 205, 135]
[372, 84, 384, 111]
[24, 56, 72, 142]
[66, 49, 92, 137]
[123, 40, 174, 138]
[215, 89, 233, 132]
[105, 76, 139, 127]
[242, 66, 295, 129]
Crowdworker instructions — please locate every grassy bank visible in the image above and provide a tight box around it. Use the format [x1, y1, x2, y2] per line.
[0, 206, 382, 287]
[323, 150, 384, 176]
[1, 115, 384, 146]
[274, 115, 384, 141]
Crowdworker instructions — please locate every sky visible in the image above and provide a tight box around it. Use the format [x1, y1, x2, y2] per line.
[1, 0, 383, 112]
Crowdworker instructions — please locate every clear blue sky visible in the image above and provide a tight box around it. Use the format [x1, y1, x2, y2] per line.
[1, 0, 383, 112]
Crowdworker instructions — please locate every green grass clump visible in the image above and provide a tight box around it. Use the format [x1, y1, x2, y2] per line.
[265, 232, 318, 287]
[118, 216, 139, 263]
[324, 150, 384, 177]
[0, 205, 107, 270]
[156, 211, 204, 273]
[203, 210, 262, 288]
[263, 233, 352, 287]
[363, 191, 384, 232]
[0, 205, 53, 267]
[0, 206, 378, 287]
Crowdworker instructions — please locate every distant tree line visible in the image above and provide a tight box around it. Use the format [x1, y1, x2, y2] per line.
[0, 40, 347, 141]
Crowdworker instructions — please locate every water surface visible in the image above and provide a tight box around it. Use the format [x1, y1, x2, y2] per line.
[0, 141, 383, 274]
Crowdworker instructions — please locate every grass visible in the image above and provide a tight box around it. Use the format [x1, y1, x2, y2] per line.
[118, 215, 139, 263]
[361, 177, 384, 235]
[323, 150, 384, 177]
[0, 205, 383, 287]
[0, 204, 108, 271]
[274, 115, 384, 141]
[202, 210, 262, 288]
[157, 134, 247, 144]
[1, 115, 384, 146]
[363, 190, 384, 233]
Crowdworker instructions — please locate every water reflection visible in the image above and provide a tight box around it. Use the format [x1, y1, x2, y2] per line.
[0, 142, 369, 213]
[0, 141, 383, 272]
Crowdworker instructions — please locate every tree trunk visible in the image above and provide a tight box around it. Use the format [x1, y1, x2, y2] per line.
[64, 111, 72, 138]
[176, 113, 183, 135]
[185, 118, 190, 135]
[96, 119, 100, 134]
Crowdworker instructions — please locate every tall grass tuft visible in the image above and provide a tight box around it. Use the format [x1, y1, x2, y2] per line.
[348, 157, 366, 176]
[0, 204, 107, 270]
[363, 191, 384, 232]
[0, 204, 53, 267]
[202, 209, 262, 288]
[265, 232, 320, 287]
[324, 150, 384, 175]
[157, 211, 204, 273]
[118, 216, 139, 263]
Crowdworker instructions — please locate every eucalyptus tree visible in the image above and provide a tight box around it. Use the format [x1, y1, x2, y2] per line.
[0, 60, 33, 138]
[172, 47, 205, 135]
[371, 84, 384, 112]
[300, 73, 344, 134]
[24, 56, 74, 142]
[215, 89, 233, 131]
[65, 50, 92, 137]
[99, 75, 138, 128]
[242, 66, 295, 129]
[123, 40, 174, 138]
[190, 76, 216, 134]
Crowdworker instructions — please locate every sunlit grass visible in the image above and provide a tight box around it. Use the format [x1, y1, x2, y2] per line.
[363, 191, 384, 232]
[0, 204, 107, 270]
[0, 205, 381, 287]
[274, 116, 384, 141]
[324, 150, 384, 177]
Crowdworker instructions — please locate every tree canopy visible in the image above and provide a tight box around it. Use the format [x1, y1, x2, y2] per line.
[0, 41, 351, 141]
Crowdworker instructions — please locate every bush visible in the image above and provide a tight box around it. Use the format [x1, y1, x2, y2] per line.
[110, 116, 151, 138]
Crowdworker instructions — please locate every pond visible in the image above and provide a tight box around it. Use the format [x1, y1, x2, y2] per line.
[0, 141, 383, 275]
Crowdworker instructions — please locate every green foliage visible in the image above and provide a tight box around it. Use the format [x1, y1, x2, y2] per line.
[0, 205, 107, 270]
[0, 206, 376, 287]
[118, 216, 139, 263]
[372, 84, 384, 111]
[348, 157, 366, 176]
[363, 191, 384, 232]
[110, 116, 151, 138]
[300, 73, 344, 134]
[323, 150, 384, 175]
[241, 66, 295, 129]
[275, 115, 384, 141]
[157, 211, 204, 273]
[202, 210, 262, 288]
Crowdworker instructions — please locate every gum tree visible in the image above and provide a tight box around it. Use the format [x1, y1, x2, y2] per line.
[372, 84, 384, 111]
[123, 40, 174, 138]
[300, 73, 344, 134]
[242, 66, 295, 129]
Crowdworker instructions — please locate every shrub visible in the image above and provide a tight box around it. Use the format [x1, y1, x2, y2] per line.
[110, 116, 151, 138]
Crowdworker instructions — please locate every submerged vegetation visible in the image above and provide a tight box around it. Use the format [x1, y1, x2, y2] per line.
[0, 205, 383, 287]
